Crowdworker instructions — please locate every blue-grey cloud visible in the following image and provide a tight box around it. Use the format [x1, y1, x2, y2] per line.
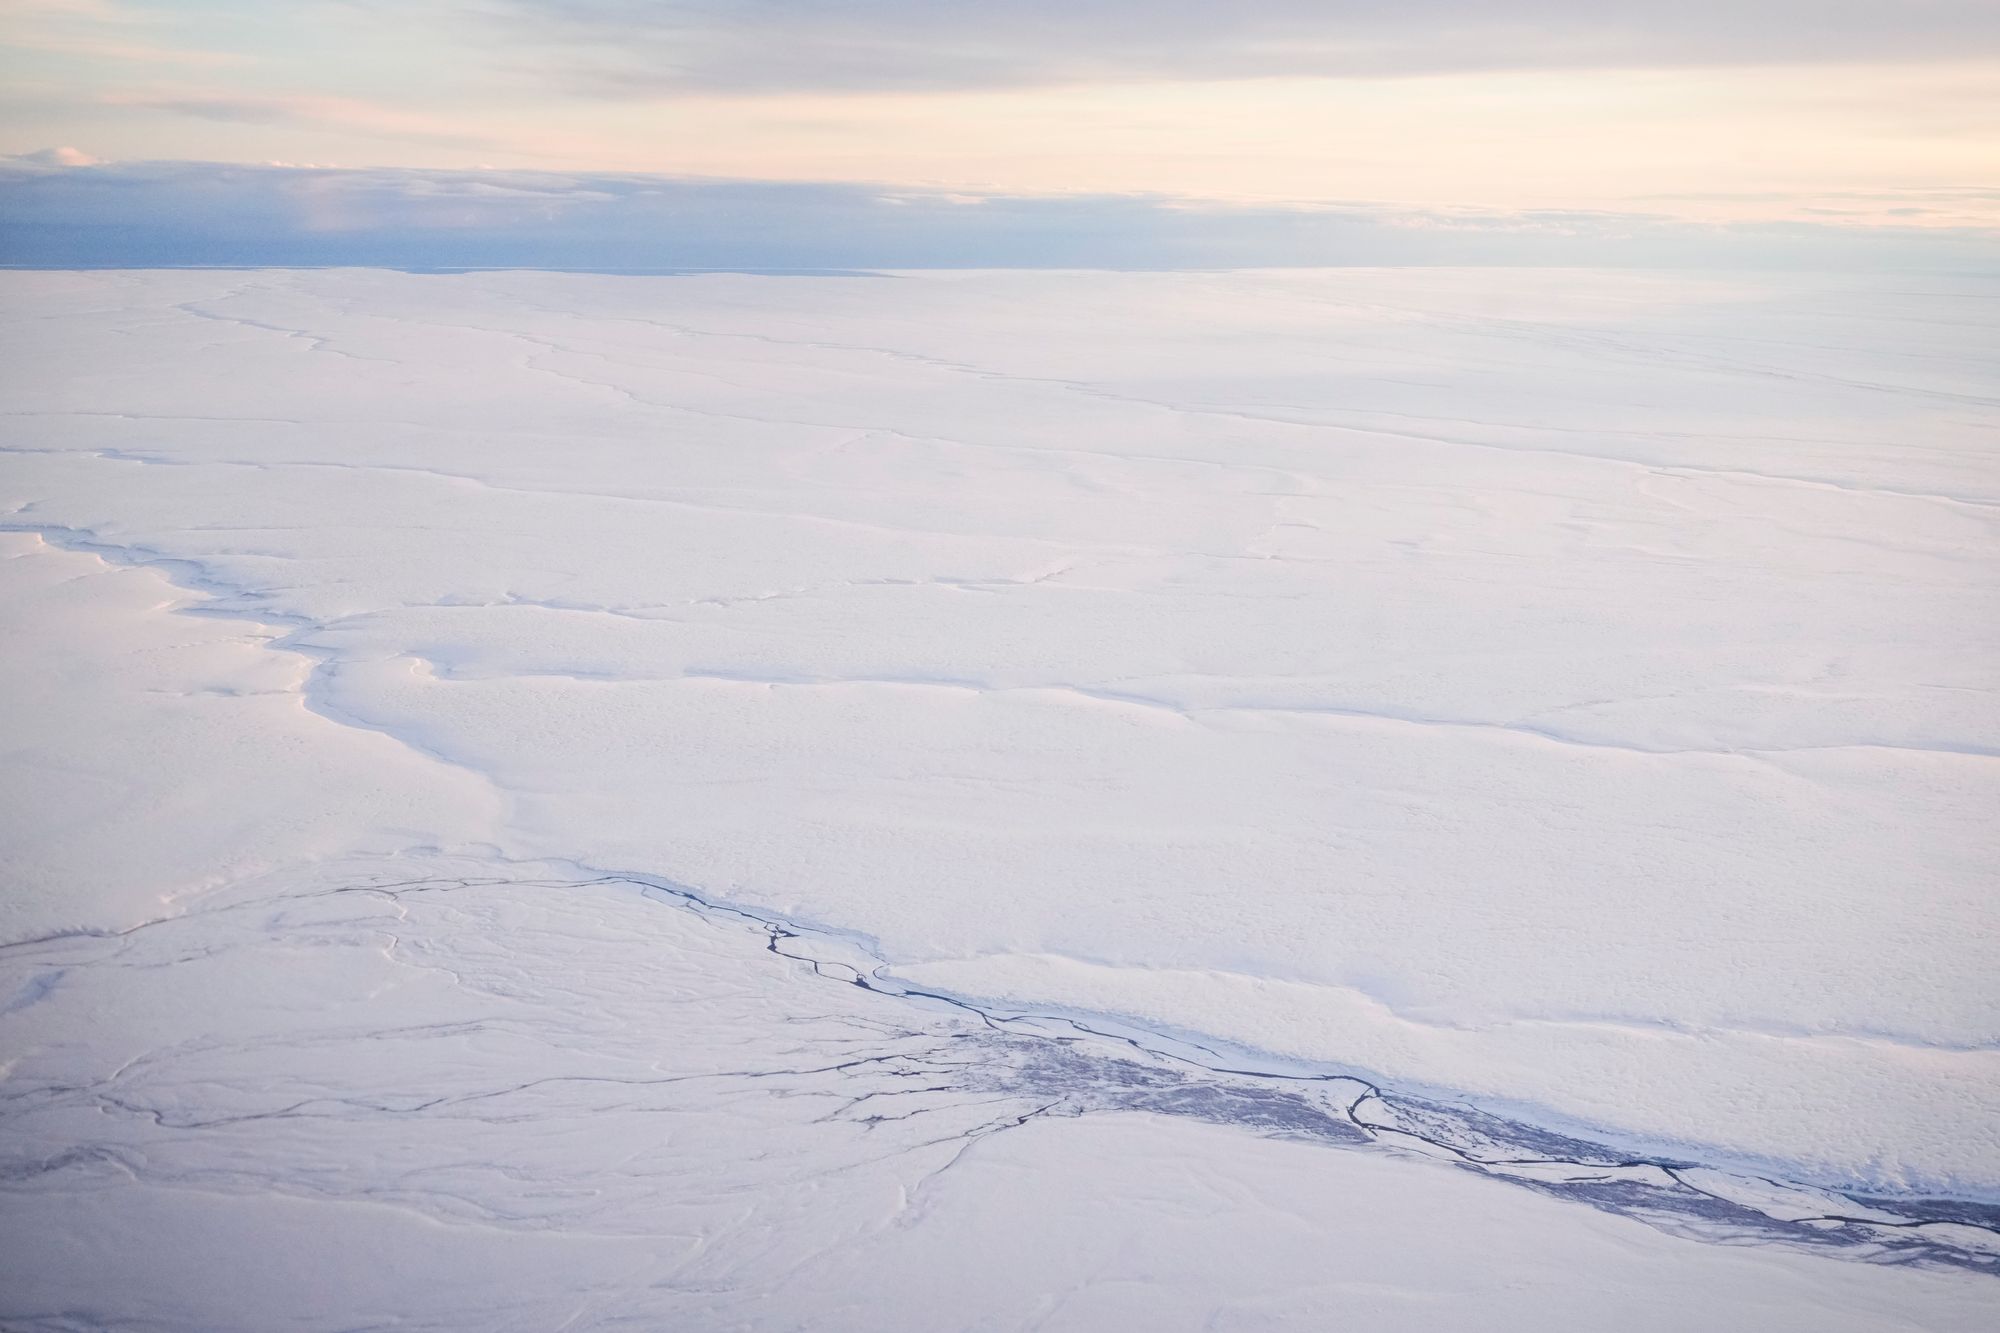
[463, 1, 2000, 95]
[3, 157, 1994, 272]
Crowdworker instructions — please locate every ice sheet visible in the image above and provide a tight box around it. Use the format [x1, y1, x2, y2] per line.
[2, 266, 1995, 1229]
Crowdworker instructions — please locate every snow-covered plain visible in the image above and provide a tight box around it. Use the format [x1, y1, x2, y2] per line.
[1, 267, 1996, 1326]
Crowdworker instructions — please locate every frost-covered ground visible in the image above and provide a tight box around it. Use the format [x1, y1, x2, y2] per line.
[1, 268, 1996, 1328]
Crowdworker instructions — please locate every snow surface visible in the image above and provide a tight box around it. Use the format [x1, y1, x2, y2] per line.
[1, 267, 1996, 1325]
[5, 851, 1994, 1330]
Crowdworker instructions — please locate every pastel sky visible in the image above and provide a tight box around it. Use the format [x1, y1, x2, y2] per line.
[3, 1, 1998, 266]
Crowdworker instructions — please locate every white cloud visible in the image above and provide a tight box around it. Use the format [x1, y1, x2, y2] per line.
[13, 145, 100, 166]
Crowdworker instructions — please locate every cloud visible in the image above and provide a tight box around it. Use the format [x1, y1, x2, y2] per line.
[104, 92, 509, 151]
[12, 145, 100, 166]
[121, 96, 299, 126]
[2, 158, 1994, 273]
[472, 1, 2000, 96]
[0, 30, 244, 66]
[0, 0, 242, 67]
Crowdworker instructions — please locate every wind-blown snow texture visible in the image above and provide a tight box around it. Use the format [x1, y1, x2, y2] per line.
[1, 268, 1996, 1328]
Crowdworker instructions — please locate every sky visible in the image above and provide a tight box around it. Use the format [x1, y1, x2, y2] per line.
[2, 1, 1997, 267]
